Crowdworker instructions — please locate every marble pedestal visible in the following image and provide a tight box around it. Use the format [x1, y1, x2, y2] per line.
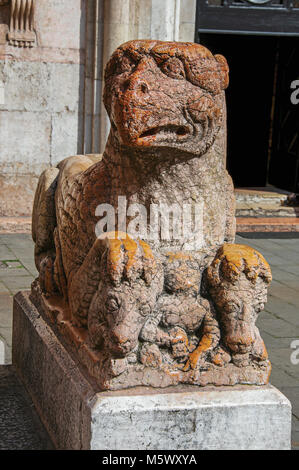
[12, 291, 292, 450]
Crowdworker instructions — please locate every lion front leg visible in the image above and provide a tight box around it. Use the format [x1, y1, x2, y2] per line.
[183, 309, 220, 371]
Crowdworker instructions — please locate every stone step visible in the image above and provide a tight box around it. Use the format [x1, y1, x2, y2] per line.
[0, 365, 53, 450]
[236, 203, 298, 218]
[236, 217, 299, 233]
[235, 188, 290, 205]
[235, 188, 299, 219]
[0, 217, 31, 234]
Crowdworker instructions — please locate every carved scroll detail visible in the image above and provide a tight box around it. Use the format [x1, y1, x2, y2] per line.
[8, 0, 36, 48]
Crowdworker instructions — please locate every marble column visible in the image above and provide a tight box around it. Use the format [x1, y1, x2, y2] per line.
[82, 0, 197, 153]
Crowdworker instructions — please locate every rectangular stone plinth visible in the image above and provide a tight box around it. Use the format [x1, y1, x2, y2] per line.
[13, 291, 292, 450]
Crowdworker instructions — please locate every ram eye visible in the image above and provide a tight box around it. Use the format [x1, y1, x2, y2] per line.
[161, 58, 185, 80]
[106, 297, 120, 312]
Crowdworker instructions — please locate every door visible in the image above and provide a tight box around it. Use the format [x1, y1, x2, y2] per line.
[199, 33, 277, 187]
[269, 38, 299, 193]
[196, 0, 299, 189]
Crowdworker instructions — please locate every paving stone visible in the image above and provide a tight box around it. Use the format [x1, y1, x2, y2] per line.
[0, 234, 32, 245]
[0, 294, 13, 328]
[258, 310, 275, 322]
[269, 366, 299, 389]
[0, 267, 29, 280]
[275, 264, 299, 276]
[292, 416, 299, 432]
[257, 317, 299, 338]
[2, 276, 34, 294]
[22, 264, 38, 278]
[0, 281, 10, 294]
[279, 281, 299, 292]
[279, 387, 299, 419]
[273, 273, 299, 284]
[4, 344, 11, 365]
[0, 336, 12, 365]
[261, 331, 297, 349]
[0, 327, 12, 347]
[269, 349, 299, 380]
[0, 245, 16, 260]
[266, 303, 299, 327]
[267, 293, 299, 318]
[0, 366, 53, 450]
[269, 283, 299, 309]
[15, 257, 38, 277]
[269, 248, 299, 263]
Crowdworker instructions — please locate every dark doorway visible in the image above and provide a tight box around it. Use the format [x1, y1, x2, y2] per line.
[199, 33, 277, 187]
[196, 1, 299, 192]
[199, 34, 299, 191]
[269, 38, 299, 193]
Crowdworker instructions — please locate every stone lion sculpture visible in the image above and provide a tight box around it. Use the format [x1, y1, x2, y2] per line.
[31, 40, 272, 390]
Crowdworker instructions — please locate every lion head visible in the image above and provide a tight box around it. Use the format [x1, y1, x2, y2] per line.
[104, 40, 229, 158]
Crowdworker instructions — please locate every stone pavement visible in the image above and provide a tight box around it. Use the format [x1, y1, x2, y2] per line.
[0, 234, 38, 365]
[0, 233, 298, 449]
[0, 366, 53, 450]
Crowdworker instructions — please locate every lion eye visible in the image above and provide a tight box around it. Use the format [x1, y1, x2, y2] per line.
[161, 58, 185, 80]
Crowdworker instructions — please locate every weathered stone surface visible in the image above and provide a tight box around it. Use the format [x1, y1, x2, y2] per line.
[12, 292, 292, 450]
[0, 110, 51, 175]
[13, 291, 93, 450]
[0, 0, 85, 218]
[30, 40, 272, 390]
[90, 386, 291, 450]
[0, 174, 38, 218]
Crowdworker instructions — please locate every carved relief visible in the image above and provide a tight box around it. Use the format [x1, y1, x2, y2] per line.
[7, 0, 36, 47]
[31, 40, 272, 390]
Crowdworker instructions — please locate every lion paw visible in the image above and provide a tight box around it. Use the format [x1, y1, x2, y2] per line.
[96, 231, 159, 286]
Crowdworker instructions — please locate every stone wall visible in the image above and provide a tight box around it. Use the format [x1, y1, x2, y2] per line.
[0, 0, 196, 219]
[0, 0, 85, 217]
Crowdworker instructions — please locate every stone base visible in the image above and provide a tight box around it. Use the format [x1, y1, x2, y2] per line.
[12, 291, 292, 450]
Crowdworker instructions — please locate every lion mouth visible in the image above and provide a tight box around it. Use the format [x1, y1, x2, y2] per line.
[138, 124, 190, 142]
